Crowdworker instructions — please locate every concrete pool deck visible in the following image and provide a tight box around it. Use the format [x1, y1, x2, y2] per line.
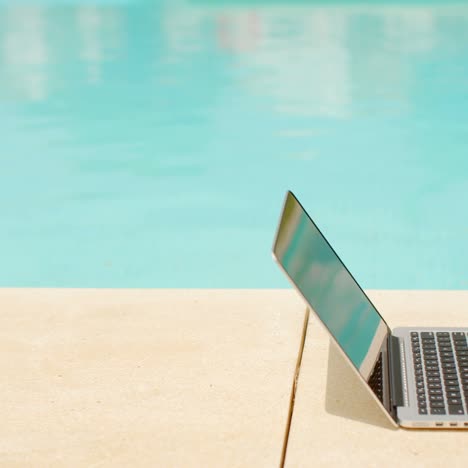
[0, 289, 467, 466]
[0, 289, 306, 467]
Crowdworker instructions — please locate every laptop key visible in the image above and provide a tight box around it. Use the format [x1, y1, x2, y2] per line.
[441, 356, 454, 362]
[425, 360, 438, 366]
[448, 398, 463, 405]
[445, 380, 459, 386]
[448, 405, 464, 415]
[454, 340, 467, 345]
[423, 346, 436, 351]
[442, 363, 455, 368]
[443, 374, 457, 381]
[419, 408, 428, 415]
[430, 401, 445, 408]
[431, 408, 446, 415]
[429, 395, 443, 402]
[446, 386, 460, 392]
[428, 383, 442, 389]
[444, 377, 458, 384]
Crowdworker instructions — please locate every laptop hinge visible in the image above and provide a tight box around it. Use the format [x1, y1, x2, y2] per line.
[388, 335, 404, 408]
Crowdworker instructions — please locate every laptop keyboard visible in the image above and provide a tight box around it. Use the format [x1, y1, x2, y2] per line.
[411, 331, 468, 416]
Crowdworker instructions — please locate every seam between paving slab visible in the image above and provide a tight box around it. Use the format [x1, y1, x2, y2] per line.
[280, 307, 311, 468]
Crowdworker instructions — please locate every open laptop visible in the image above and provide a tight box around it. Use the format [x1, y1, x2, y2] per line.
[272, 191, 468, 429]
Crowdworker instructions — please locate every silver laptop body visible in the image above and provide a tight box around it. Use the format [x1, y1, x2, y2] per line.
[273, 191, 468, 429]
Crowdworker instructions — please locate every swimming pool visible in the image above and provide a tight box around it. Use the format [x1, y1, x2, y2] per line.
[1, 0, 468, 289]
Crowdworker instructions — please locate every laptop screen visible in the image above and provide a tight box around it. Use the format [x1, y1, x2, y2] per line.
[273, 191, 389, 382]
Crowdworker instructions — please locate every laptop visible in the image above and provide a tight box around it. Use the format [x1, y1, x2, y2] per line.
[272, 191, 468, 429]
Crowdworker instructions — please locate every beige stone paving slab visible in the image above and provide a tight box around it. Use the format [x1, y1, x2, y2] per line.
[0, 289, 306, 467]
[285, 290, 468, 468]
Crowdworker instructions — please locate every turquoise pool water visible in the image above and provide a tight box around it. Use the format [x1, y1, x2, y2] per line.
[1, 1, 468, 289]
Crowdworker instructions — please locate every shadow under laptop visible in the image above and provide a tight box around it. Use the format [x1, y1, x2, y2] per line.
[325, 340, 397, 430]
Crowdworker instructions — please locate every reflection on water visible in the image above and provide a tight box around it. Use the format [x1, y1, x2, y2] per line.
[76, 6, 123, 84]
[0, 4, 124, 98]
[1, 6, 50, 100]
[1, 1, 468, 287]
[3, 2, 468, 111]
